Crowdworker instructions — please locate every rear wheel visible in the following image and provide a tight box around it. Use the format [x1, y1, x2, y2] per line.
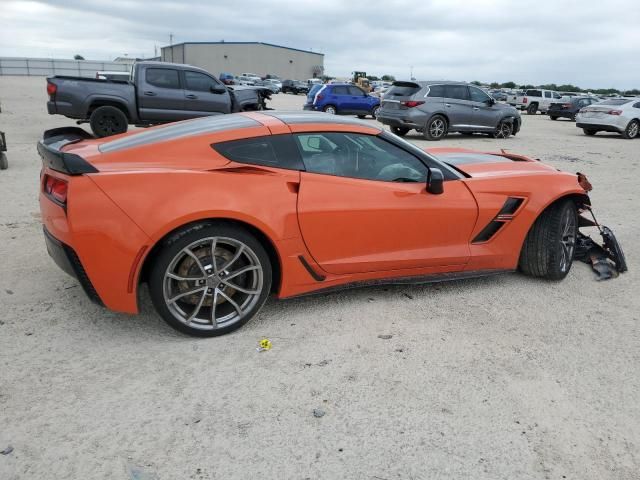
[357, 114, 366, 119]
[519, 200, 577, 280]
[527, 103, 538, 115]
[423, 115, 447, 141]
[390, 126, 409, 137]
[149, 223, 272, 337]
[583, 129, 597, 136]
[0, 153, 7, 170]
[323, 105, 337, 115]
[89, 105, 128, 137]
[622, 119, 639, 139]
[550, 116, 558, 120]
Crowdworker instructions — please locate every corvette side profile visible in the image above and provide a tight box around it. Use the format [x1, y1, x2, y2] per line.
[38, 112, 623, 336]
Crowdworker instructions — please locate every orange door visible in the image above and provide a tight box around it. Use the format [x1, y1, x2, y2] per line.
[297, 173, 479, 275]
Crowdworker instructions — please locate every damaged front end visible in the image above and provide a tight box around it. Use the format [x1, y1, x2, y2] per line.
[575, 173, 628, 280]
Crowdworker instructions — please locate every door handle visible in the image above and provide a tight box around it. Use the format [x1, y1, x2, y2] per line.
[186, 94, 197, 99]
[473, 107, 479, 110]
[143, 91, 157, 96]
[445, 103, 451, 107]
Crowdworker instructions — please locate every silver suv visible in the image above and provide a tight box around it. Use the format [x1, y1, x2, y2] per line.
[377, 81, 521, 140]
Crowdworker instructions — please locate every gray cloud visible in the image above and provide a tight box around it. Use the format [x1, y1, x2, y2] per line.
[1, 0, 638, 89]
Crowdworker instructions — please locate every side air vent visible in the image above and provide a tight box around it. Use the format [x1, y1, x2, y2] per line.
[472, 220, 505, 244]
[498, 197, 524, 216]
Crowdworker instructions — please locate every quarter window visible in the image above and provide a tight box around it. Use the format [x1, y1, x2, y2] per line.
[444, 85, 469, 100]
[294, 132, 427, 183]
[348, 86, 366, 96]
[427, 85, 445, 97]
[331, 86, 349, 95]
[212, 135, 304, 171]
[146, 68, 180, 89]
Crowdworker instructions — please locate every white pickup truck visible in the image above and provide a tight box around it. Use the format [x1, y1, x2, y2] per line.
[516, 89, 563, 114]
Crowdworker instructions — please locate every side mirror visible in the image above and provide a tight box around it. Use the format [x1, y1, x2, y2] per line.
[488, 97, 496, 105]
[211, 85, 227, 94]
[427, 168, 444, 195]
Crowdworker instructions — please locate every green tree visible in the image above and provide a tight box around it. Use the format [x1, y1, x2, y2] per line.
[381, 74, 396, 82]
[470, 80, 482, 86]
[489, 82, 500, 89]
[366, 75, 380, 81]
[73, 54, 85, 60]
[500, 81, 516, 89]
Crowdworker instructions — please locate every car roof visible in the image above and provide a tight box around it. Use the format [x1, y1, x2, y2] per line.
[260, 111, 382, 129]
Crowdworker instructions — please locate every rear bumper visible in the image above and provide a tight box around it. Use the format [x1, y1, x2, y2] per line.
[302, 104, 315, 111]
[548, 110, 575, 119]
[576, 122, 623, 133]
[377, 112, 424, 129]
[43, 226, 104, 306]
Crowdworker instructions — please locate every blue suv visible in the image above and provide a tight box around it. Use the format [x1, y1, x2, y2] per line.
[304, 84, 380, 118]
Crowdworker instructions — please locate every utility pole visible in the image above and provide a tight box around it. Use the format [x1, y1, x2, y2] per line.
[169, 33, 174, 62]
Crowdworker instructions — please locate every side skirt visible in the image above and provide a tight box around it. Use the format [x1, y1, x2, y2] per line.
[285, 268, 514, 299]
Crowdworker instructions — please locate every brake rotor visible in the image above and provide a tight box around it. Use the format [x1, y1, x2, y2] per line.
[175, 245, 236, 306]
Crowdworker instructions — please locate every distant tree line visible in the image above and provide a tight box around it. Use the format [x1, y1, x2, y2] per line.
[471, 80, 639, 96]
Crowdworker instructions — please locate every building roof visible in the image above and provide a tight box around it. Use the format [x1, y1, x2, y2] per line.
[162, 42, 324, 56]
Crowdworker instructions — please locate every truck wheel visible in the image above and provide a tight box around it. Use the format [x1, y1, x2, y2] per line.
[89, 106, 128, 137]
[423, 115, 447, 141]
[527, 103, 538, 115]
[0, 153, 7, 170]
[391, 126, 409, 137]
[519, 199, 577, 280]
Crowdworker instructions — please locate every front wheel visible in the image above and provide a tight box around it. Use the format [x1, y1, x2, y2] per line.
[89, 105, 128, 137]
[622, 120, 639, 139]
[519, 200, 578, 280]
[583, 129, 597, 136]
[423, 115, 447, 141]
[493, 121, 512, 139]
[149, 223, 272, 337]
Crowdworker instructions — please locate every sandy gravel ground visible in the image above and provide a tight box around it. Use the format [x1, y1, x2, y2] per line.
[0, 77, 638, 480]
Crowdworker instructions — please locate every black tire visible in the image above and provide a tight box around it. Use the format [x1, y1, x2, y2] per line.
[390, 126, 410, 137]
[423, 115, 447, 141]
[519, 199, 578, 280]
[527, 103, 538, 115]
[461, 132, 475, 136]
[323, 105, 337, 115]
[357, 114, 366, 119]
[89, 105, 128, 137]
[149, 223, 272, 337]
[571, 114, 577, 121]
[583, 129, 597, 136]
[622, 119, 639, 139]
[370, 105, 380, 118]
[0, 153, 7, 170]
[550, 116, 558, 121]
[493, 121, 512, 139]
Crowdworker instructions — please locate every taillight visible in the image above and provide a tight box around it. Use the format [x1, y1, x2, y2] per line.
[316, 94, 324, 101]
[46, 81, 57, 97]
[522, 98, 528, 103]
[401, 100, 425, 108]
[43, 175, 68, 204]
[607, 110, 622, 115]
[563, 103, 572, 108]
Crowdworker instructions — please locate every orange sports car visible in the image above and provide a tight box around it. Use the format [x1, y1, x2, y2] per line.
[38, 112, 625, 336]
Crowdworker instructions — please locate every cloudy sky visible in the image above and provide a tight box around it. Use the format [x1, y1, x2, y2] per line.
[1, 0, 639, 89]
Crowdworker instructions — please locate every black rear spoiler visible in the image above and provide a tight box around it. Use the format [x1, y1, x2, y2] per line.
[38, 127, 98, 175]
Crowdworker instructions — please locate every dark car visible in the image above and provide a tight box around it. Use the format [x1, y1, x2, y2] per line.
[377, 81, 521, 140]
[490, 90, 508, 101]
[281, 80, 309, 95]
[548, 96, 601, 121]
[219, 72, 235, 85]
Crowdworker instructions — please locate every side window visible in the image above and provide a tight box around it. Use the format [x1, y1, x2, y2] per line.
[212, 135, 304, 171]
[634, 102, 640, 109]
[544, 91, 553, 98]
[332, 86, 349, 95]
[526, 89, 542, 97]
[427, 85, 445, 97]
[469, 86, 491, 103]
[294, 132, 427, 183]
[348, 86, 366, 96]
[184, 71, 215, 92]
[578, 99, 589, 107]
[444, 85, 469, 100]
[146, 68, 180, 89]
[553, 92, 562, 99]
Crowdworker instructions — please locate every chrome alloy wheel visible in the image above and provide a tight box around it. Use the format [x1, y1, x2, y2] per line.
[162, 237, 264, 331]
[494, 121, 513, 138]
[559, 208, 577, 273]
[627, 121, 639, 138]
[430, 118, 445, 138]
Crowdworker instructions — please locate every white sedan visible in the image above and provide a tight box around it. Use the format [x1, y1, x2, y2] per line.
[576, 98, 640, 138]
